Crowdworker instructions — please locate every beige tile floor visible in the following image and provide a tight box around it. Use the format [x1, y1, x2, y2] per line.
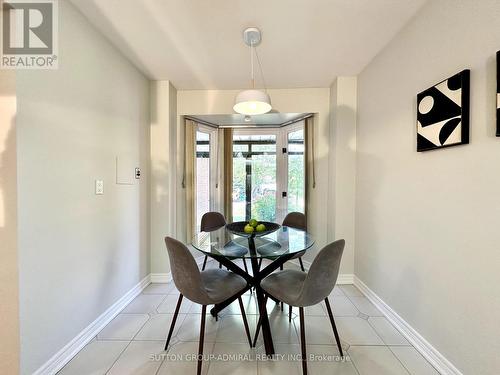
[58, 260, 439, 375]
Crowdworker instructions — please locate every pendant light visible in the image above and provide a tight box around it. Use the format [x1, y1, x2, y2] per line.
[233, 27, 272, 115]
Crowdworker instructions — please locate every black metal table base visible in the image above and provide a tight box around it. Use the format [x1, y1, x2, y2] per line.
[206, 242, 295, 356]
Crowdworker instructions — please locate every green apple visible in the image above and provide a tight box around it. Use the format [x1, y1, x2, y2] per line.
[256, 223, 266, 232]
[249, 218, 258, 227]
[244, 224, 255, 233]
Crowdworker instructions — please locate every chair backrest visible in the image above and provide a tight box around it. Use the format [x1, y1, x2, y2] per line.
[164, 237, 211, 305]
[297, 239, 344, 307]
[200, 212, 226, 232]
[282, 212, 306, 231]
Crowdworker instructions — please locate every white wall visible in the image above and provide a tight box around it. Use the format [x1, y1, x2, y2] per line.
[330, 77, 357, 275]
[356, 0, 500, 373]
[158, 88, 356, 277]
[0, 69, 20, 374]
[150, 81, 177, 275]
[16, 2, 150, 373]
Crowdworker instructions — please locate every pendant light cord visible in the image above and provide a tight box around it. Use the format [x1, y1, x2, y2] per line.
[254, 46, 267, 92]
[250, 42, 255, 89]
[249, 40, 267, 91]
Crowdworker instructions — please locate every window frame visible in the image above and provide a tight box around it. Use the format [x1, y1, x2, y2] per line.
[194, 124, 219, 233]
[232, 121, 305, 224]
[284, 121, 306, 216]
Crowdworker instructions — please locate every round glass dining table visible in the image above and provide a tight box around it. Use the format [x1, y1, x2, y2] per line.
[191, 225, 314, 259]
[191, 225, 314, 356]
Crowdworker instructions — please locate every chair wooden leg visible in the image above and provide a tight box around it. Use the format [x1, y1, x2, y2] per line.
[201, 255, 208, 271]
[299, 307, 308, 375]
[298, 257, 305, 271]
[324, 297, 344, 357]
[238, 296, 253, 347]
[164, 294, 183, 350]
[278, 265, 284, 311]
[252, 294, 268, 347]
[197, 305, 207, 375]
[289, 305, 293, 322]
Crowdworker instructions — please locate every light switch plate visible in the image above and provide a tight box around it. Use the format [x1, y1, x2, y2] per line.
[95, 180, 104, 195]
[116, 155, 134, 185]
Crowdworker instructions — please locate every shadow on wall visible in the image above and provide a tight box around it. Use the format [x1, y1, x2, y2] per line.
[327, 102, 356, 271]
[0, 112, 15, 231]
[291, 112, 328, 264]
[0, 71, 20, 374]
[139, 89, 151, 278]
[485, 53, 498, 138]
[355, 149, 422, 311]
[355, 150, 384, 276]
[150, 83, 174, 272]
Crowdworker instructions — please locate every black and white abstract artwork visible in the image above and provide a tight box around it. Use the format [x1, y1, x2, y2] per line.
[496, 51, 499, 136]
[416, 70, 470, 151]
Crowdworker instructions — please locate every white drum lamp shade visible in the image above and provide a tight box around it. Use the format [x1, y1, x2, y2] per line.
[233, 89, 272, 115]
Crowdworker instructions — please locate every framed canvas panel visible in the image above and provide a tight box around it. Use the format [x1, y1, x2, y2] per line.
[497, 51, 500, 136]
[416, 70, 470, 152]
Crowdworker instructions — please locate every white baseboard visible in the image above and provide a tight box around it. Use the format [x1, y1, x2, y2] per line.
[353, 276, 462, 375]
[32, 266, 460, 375]
[150, 254, 207, 283]
[33, 275, 151, 375]
[297, 259, 354, 284]
[150, 273, 172, 283]
[336, 273, 355, 284]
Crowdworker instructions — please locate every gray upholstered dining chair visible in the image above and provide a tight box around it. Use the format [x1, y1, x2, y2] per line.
[200, 211, 249, 273]
[164, 237, 253, 375]
[282, 212, 307, 271]
[200, 212, 226, 270]
[258, 212, 307, 272]
[260, 212, 307, 311]
[254, 239, 345, 375]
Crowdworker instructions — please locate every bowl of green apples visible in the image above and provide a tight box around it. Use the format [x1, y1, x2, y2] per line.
[226, 219, 280, 238]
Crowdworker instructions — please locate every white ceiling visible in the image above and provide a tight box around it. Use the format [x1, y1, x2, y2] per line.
[70, 0, 426, 90]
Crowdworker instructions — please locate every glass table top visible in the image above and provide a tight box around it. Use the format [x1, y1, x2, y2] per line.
[191, 226, 314, 259]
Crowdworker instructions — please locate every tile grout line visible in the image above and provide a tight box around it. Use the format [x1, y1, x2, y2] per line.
[387, 345, 441, 375]
[343, 284, 439, 374]
[61, 297, 156, 373]
[96, 314, 150, 342]
[385, 345, 412, 375]
[104, 297, 166, 375]
[103, 339, 134, 375]
[332, 285, 401, 374]
[346, 346, 362, 375]
[331, 287, 361, 317]
[204, 341, 216, 375]
[68, 281, 436, 374]
[102, 289, 179, 375]
[365, 316, 409, 346]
